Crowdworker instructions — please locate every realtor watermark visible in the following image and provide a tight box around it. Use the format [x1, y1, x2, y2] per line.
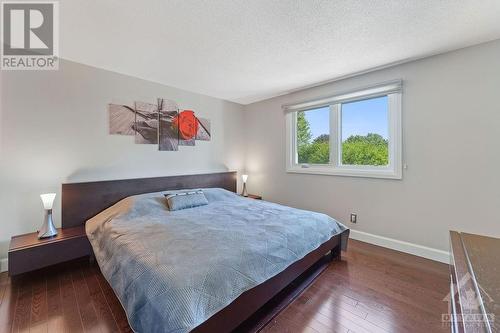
[442, 272, 495, 330]
[1, 1, 59, 70]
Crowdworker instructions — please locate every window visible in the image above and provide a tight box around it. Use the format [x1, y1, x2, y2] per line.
[341, 96, 388, 166]
[297, 107, 330, 164]
[285, 81, 402, 179]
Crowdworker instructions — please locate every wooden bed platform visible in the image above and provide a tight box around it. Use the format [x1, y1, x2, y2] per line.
[60, 171, 347, 332]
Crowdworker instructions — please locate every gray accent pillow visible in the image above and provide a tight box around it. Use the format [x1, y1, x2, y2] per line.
[164, 190, 209, 211]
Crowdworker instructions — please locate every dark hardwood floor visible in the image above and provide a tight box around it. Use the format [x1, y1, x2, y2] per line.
[0, 239, 450, 333]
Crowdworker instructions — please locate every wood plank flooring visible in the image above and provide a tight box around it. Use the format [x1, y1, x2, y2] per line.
[0, 239, 450, 333]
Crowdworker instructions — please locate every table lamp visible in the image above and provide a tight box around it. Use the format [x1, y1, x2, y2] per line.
[241, 174, 248, 197]
[39, 193, 58, 239]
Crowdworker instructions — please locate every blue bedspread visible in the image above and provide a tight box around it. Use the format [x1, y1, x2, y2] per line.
[86, 188, 348, 333]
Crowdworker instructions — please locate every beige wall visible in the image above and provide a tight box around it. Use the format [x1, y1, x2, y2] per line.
[0, 60, 245, 261]
[243, 39, 500, 253]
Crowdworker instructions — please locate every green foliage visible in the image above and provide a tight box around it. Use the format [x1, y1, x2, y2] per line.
[298, 141, 330, 164]
[296, 111, 311, 147]
[343, 133, 387, 146]
[342, 133, 388, 166]
[313, 134, 329, 143]
[296, 113, 388, 165]
[297, 111, 328, 164]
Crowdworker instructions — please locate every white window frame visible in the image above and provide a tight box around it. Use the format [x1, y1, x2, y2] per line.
[285, 80, 402, 179]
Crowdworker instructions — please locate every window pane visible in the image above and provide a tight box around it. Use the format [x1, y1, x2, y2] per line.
[341, 96, 389, 166]
[296, 107, 330, 164]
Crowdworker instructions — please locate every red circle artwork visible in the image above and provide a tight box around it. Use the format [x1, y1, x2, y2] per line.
[173, 110, 198, 140]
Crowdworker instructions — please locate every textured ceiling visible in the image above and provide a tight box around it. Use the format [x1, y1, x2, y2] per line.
[60, 1, 500, 104]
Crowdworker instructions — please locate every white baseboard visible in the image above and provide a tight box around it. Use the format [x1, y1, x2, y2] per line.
[349, 229, 450, 264]
[0, 258, 7, 273]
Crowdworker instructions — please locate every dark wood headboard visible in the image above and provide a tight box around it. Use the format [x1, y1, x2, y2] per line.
[61, 171, 237, 228]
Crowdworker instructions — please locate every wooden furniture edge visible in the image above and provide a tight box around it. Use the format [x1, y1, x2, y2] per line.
[9, 226, 86, 251]
[246, 194, 262, 200]
[449, 231, 491, 333]
[8, 225, 92, 276]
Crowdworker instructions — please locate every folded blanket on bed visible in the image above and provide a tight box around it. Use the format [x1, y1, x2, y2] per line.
[86, 188, 348, 333]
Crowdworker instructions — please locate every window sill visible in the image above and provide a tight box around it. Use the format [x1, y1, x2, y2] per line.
[286, 166, 402, 180]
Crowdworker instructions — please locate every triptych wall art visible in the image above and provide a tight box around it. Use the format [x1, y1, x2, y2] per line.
[108, 98, 211, 151]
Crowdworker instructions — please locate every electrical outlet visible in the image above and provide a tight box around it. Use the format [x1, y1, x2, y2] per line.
[350, 213, 357, 223]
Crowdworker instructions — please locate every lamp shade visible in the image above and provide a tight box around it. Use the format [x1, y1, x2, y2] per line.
[40, 193, 56, 210]
[241, 174, 248, 183]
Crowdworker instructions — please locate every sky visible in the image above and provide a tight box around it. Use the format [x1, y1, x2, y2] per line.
[303, 96, 388, 141]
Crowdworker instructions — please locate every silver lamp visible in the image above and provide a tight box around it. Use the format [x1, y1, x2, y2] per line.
[241, 174, 248, 197]
[39, 193, 58, 239]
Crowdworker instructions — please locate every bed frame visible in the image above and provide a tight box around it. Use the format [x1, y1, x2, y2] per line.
[61, 171, 346, 332]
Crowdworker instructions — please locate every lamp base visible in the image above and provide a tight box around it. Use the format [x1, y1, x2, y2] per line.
[241, 183, 248, 197]
[38, 210, 58, 239]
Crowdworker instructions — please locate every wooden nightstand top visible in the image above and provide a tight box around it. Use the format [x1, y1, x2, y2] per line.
[9, 225, 87, 252]
[245, 194, 262, 200]
[9, 225, 92, 276]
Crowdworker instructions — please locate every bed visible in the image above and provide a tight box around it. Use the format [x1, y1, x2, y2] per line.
[61, 172, 349, 333]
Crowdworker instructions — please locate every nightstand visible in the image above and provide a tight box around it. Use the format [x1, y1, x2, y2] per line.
[8, 225, 93, 276]
[245, 194, 262, 200]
